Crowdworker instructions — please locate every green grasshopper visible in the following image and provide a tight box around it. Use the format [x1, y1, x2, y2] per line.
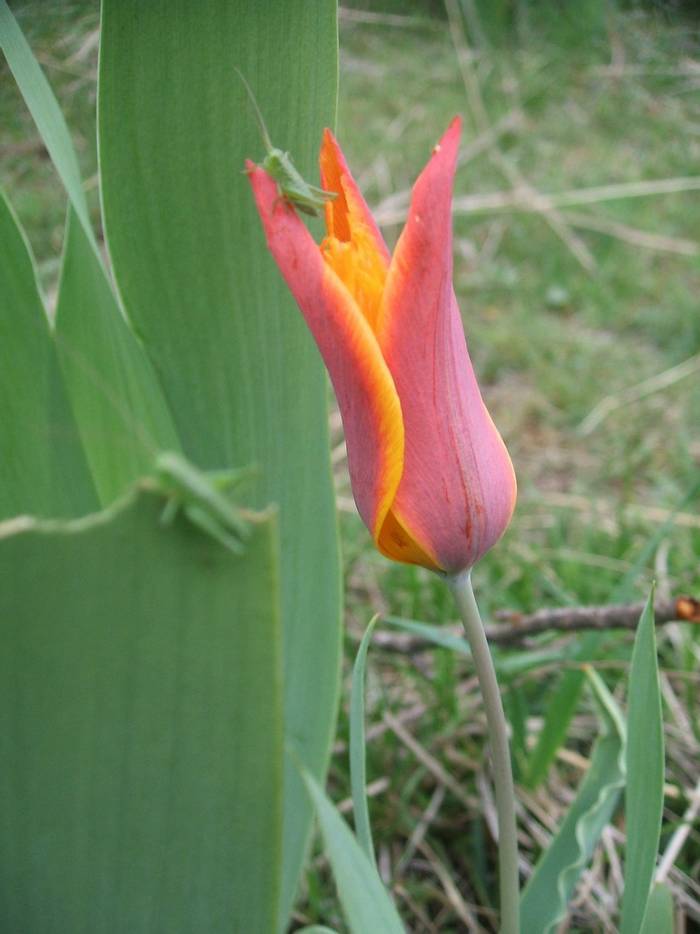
[148, 451, 256, 556]
[236, 67, 337, 217]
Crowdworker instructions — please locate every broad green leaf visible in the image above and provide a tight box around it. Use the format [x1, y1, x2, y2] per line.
[0, 0, 95, 247]
[0, 483, 283, 934]
[55, 208, 181, 504]
[98, 2, 342, 920]
[0, 188, 96, 518]
[297, 928, 339, 933]
[621, 587, 664, 934]
[525, 483, 699, 788]
[520, 668, 626, 934]
[301, 767, 405, 934]
[350, 616, 379, 867]
[640, 882, 675, 934]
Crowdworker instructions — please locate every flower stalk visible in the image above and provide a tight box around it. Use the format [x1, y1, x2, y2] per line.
[448, 570, 520, 934]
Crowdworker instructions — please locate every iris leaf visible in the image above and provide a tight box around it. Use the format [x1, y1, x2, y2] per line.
[0, 188, 96, 519]
[0, 482, 283, 933]
[98, 1, 341, 918]
[55, 208, 181, 504]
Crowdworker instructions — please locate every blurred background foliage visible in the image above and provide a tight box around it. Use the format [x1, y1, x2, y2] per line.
[2, 0, 699, 930]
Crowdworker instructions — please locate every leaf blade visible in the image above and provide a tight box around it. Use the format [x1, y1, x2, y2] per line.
[350, 615, 379, 867]
[640, 882, 675, 934]
[0, 482, 283, 933]
[0, 188, 96, 519]
[1, 6, 182, 506]
[98, 2, 342, 918]
[55, 208, 181, 504]
[300, 767, 405, 934]
[621, 587, 664, 934]
[0, 0, 95, 246]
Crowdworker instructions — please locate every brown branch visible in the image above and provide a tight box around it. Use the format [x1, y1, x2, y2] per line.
[489, 596, 700, 645]
[373, 596, 700, 653]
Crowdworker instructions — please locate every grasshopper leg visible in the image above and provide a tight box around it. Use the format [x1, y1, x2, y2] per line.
[184, 504, 245, 555]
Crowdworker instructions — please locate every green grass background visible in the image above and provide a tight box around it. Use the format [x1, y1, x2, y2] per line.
[2, 1, 699, 931]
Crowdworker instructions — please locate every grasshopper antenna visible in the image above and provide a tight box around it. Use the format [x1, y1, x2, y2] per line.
[235, 67, 273, 153]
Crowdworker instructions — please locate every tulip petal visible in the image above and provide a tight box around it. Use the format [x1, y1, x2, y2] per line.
[319, 130, 390, 267]
[318, 131, 390, 334]
[377, 119, 516, 572]
[248, 163, 404, 539]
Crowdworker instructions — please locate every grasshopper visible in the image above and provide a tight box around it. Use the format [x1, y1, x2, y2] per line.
[148, 451, 256, 556]
[236, 68, 337, 217]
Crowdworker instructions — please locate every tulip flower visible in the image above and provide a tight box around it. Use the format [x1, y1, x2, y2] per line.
[247, 117, 516, 574]
[249, 119, 522, 932]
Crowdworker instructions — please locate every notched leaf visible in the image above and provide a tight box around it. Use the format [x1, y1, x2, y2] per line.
[0, 454, 272, 559]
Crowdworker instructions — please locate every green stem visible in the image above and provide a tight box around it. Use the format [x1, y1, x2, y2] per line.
[447, 570, 520, 934]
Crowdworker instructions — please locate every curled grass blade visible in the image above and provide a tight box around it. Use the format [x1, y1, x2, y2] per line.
[519, 668, 626, 934]
[350, 615, 379, 868]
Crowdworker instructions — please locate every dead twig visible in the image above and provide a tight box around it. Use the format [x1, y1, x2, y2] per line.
[455, 176, 700, 220]
[531, 491, 700, 532]
[338, 7, 439, 29]
[373, 596, 700, 652]
[560, 210, 700, 257]
[383, 710, 480, 811]
[372, 174, 700, 225]
[444, 0, 596, 272]
[578, 352, 700, 435]
[414, 838, 485, 933]
[657, 775, 700, 884]
[490, 596, 700, 642]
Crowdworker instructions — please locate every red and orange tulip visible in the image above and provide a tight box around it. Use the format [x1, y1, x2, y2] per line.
[248, 118, 516, 574]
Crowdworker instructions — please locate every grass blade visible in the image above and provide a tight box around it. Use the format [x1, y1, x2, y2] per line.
[383, 614, 568, 676]
[621, 587, 664, 934]
[524, 666, 586, 788]
[300, 767, 405, 934]
[0, 0, 95, 247]
[350, 615, 379, 867]
[640, 882, 675, 934]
